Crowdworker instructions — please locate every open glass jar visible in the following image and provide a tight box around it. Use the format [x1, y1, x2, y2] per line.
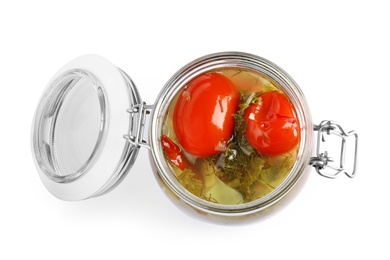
[32, 52, 358, 219]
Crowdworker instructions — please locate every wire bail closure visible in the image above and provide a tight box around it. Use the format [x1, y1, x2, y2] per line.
[309, 120, 358, 179]
[124, 102, 153, 150]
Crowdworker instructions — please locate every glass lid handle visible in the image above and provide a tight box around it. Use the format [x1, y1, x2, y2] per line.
[124, 102, 154, 150]
[309, 120, 358, 179]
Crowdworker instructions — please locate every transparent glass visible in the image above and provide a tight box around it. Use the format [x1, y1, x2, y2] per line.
[150, 52, 314, 217]
[32, 69, 106, 183]
[31, 52, 315, 219]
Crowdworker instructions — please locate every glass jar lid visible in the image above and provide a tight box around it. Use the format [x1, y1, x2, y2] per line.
[31, 55, 141, 200]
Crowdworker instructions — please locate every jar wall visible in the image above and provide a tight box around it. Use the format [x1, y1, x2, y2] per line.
[149, 52, 314, 217]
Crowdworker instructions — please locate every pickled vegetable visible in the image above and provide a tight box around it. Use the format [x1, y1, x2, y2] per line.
[244, 92, 299, 156]
[161, 69, 300, 204]
[173, 73, 239, 157]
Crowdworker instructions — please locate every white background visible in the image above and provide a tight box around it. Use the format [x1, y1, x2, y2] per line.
[1, 0, 388, 259]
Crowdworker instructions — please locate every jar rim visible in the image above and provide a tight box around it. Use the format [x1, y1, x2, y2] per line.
[149, 51, 314, 216]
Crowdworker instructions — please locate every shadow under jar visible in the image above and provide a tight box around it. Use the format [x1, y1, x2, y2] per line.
[32, 52, 358, 221]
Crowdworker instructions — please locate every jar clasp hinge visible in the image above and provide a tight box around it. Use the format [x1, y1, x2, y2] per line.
[123, 102, 154, 150]
[309, 120, 358, 179]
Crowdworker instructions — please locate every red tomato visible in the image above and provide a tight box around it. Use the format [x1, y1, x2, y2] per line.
[173, 73, 239, 157]
[244, 92, 299, 156]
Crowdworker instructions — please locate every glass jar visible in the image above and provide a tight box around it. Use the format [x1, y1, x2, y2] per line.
[31, 52, 358, 220]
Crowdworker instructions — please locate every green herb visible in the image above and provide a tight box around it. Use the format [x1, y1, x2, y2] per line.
[176, 168, 203, 197]
[231, 69, 243, 77]
[216, 91, 297, 202]
[213, 92, 265, 201]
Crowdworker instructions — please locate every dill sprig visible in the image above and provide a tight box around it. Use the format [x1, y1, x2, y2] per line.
[176, 168, 203, 197]
[216, 92, 268, 201]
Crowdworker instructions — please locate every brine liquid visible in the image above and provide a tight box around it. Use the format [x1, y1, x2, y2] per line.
[162, 68, 299, 205]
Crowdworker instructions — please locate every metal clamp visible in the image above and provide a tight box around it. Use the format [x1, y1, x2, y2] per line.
[123, 102, 153, 149]
[309, 120, 358, 179]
